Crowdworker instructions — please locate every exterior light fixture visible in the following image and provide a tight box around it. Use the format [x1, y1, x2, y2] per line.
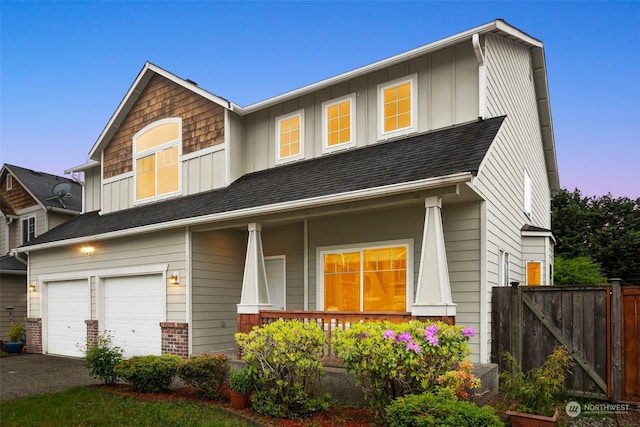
[81, 246, 95, 255]
[168, 273, 179, 285]
[29, 283, 37, 292]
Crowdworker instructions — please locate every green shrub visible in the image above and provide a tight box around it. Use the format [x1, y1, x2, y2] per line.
[235, 319, 329, 418]
[385, 392, 504, 427]
[81, 331, 124, 385]
[500, 346, 574, 416]
[554, 256, 607, 285]
[332, 320, 474, 417]
[176, 353, 229, 400]
[229, 366, 254, 394]
[115, 354, 182, 393]
[7, 321, 25, 343]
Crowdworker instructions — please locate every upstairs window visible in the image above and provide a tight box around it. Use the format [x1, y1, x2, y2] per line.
[322, 94, 355, 153]
[6, 175, 13, 191]
[133, 118, 181, 203]
[22, 216, 35, 244]
[276, 110, 304, 164]
[378, 75, 417, 140]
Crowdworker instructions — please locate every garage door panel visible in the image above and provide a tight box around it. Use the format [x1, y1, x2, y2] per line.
[47, 280, 89, 358]
[104, 275, 164, 358]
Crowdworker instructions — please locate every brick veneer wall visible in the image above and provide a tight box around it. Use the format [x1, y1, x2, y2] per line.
[85, 319, 99, 349]
[160, 322, 189, 358]
[25, 317, 42, 354]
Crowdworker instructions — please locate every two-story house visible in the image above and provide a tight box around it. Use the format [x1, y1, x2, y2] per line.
[18, 19, 558, 363]
[0, 164, 82, 341]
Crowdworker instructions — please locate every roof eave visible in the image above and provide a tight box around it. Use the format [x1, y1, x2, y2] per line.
[238, 19, 540, 115]
[17, 172, 473, 252]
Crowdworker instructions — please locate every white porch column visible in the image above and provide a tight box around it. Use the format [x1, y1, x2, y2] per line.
[237, 223, 272, 314]
[412, 196, 456, 317]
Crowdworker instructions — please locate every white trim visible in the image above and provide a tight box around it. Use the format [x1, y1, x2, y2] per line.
[275, 110, 305, 164]
[524, 170, 532, 220]
[316, 239, 414, 312]
[102, 171, 134, 185]
[19, 172, 473, 252]
[132, 118, 183, 205]
[499, 249, 510, 287]
[224, 108, 231, 186]
[6, 174, 12, 191]
[180, 143, 225, 162]
[185, 227, 192, 355]
[321, 93, 356, 154]
[303, 219, 309, 310]
[377, 74, 418, 140]
[65, 161, 100, 174]
[479, 201, 488, 363]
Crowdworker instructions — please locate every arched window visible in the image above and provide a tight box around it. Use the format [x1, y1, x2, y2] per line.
[133, 118, 181, 202]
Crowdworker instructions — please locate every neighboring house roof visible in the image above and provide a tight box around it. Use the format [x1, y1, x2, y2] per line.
[521, 224, 552, 233]
[83, 19, 558, 194]
[21, 116, 505, 250]
[0, 254, 27, 275]
[1, 164, 83, 213]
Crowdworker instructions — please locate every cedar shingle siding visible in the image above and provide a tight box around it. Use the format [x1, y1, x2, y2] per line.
[103, 74, 225, 179]
[0, 177, 37, 211]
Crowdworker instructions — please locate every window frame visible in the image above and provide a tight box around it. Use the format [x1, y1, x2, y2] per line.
[524, 170, 533, 220]
[377, 74, 418, 140]
[526, 261, 542, 286]
[322, 94, 356, 154]
[6, 175, 13, 191]
[132, 118, 182, 205]
[21, 216, 36, 244]
[316, 239, 414, 312]
[499, 249, 510, 287]
[275, 110, 305, 164]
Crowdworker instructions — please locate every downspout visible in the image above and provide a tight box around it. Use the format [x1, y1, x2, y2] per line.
[472, 33, 486, 120]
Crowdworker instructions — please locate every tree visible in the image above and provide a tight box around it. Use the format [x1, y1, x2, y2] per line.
[553, 256, 607, 285]
[551, 189, 640, 286]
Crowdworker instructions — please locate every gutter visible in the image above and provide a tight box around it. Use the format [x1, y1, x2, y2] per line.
[47, 206, 81, 216]
[17, 172, 473, 253]
[472, 33, 486, 120]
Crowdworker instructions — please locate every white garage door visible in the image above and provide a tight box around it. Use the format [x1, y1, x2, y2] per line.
[103, 275, 164, 358]
[47, 280, 89, 357]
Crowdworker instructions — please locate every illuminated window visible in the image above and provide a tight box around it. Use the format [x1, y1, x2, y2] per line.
[276, 111, 304, 163]
[378, 75, 417, 139]
[133, 118, 181, 202]
[526, 261, 542, 286]
[21, 216, 36, 244]
[322, 94, 355, 153]
[321, 243, 410, 312]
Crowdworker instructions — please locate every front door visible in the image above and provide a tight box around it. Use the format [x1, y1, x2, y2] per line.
[265, 256, 286, 310]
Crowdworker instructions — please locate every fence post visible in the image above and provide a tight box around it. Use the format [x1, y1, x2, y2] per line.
[609, 278, 622, 402]
[510, 281, 522, 372]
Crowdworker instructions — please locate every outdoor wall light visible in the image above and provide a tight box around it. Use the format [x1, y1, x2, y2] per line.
[29, 283, 37, 292]
[168, 273, 180, 285]
[81, 246, 95, 255]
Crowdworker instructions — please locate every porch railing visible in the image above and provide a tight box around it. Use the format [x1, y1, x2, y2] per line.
[257, 310, 412, 363]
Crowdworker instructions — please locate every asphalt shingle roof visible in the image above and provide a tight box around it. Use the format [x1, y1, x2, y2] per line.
[22, 116, 505, 248]
[4, 164, 82, 212]
[0, 254, 27, 273]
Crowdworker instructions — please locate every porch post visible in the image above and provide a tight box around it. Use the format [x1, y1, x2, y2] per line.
[237, 222, 272, 315]
[412, 196, 456, 319]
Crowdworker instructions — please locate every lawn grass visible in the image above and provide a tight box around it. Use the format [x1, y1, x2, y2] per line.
[0, 387, 254, 427]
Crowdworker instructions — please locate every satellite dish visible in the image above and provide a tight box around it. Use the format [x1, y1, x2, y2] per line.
[51, 182, 72, 197]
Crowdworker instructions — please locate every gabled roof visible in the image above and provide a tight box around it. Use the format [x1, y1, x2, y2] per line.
[0, 254, 27, 275]
[1, 164, 82, 213]
[20, 116, 504, 250]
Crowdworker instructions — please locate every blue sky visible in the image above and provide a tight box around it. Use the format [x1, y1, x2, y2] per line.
[1, 1, 639, 198]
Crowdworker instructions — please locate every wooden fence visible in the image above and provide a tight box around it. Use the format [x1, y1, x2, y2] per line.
[491, 282, 637, 401]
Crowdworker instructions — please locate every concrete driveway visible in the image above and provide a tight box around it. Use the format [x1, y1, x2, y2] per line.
[0, 353, 99, 401]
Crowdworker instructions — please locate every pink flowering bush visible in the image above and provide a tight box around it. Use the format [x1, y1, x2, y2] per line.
[332, 320, 475, 417]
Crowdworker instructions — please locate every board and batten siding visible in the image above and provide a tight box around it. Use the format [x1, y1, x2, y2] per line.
[28, 229, 187, 323]
[241, 43, 478, 176]
[82, 166, 102, 213]
[190, 229, 245, 355]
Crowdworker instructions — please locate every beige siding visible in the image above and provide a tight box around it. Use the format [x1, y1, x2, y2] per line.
[182, 150, 226, 195]
[191, 229, 245, 355]
[241, 44, 478, 176]
[442, 202, 481, 361]
[228, 111, 245, 184]
[28, 229, 187, 321]
[47, 212, 75, 230]
[0, 274, 27, 341]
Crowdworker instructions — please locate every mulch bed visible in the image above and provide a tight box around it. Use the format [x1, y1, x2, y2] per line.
[91, 384, 377, 427]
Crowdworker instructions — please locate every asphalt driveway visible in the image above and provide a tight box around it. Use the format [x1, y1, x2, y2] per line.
[0, 353, 99, 401]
